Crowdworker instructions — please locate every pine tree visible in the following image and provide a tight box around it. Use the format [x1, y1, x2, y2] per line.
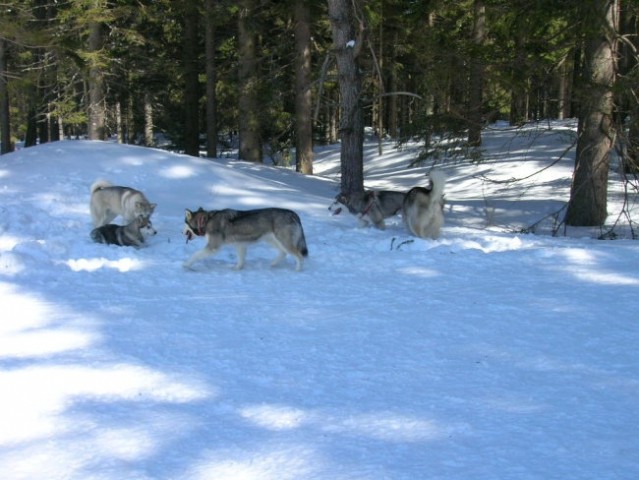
[294, 0, 313, 174]
[327, 0, 364, 195]
[566, 0, 618, 226]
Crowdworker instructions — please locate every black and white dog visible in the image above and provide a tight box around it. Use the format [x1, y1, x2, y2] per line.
[90, 216, 157, 247]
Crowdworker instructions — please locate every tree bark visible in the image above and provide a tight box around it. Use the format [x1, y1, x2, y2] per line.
[204, 0, 218, 159]
[618, 4, 639, 173]
[565, 0, 618, 227]
[509, 28, 529, 126]
[183, 0, 200, 157]
[468, 0, 485, 146]
[294, 0, 313, 174]
[144, 92, 154, 147]
[388, 30, 398, 139]
[0, 39, 12, 154]
[238, 0, 262, 162]
[327, 0, 364, 195]
[87, 19, 106, 141]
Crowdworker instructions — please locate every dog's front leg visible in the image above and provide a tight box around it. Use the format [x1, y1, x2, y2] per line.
[183, 246, 218, 269]
[233, 244, 247, 270]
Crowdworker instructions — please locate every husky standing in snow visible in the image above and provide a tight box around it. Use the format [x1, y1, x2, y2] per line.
[90, 179, 157, 227]
[183, 207, 309, 271]
[402, 170, 446, 239]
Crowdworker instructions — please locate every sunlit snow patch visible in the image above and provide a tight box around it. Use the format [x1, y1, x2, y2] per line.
[65, 257, 146, 272]
[239, 404, 307, 431]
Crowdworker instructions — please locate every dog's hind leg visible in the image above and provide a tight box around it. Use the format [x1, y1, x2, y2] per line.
[265, 236, 288, 268]
[276, 238, 305, 271]
[291, 253, 304, 272]
[93, 210, 117, 228]
[271, 249, 287, 268]
[373, 219, 387, 230]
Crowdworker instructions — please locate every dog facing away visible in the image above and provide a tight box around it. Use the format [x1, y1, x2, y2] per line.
[329, 189, 405, 229]
[90, 180, 157, 227]
[90, 216, 157, 247]
[402, 170, 446, 239]
[183, 207, 309, 271]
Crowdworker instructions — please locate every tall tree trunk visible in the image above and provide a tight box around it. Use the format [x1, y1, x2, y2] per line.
[204, 0, 218, 159]
[144, 92, 154, 147]
[375, 9, 384, 156]
[468, 0, 485, 146]
[294, 0, 313, 174]
[238, 0, 262, 162]
[25, 108, 38, 148]
[87, 19, 106, 141]
[618, 4, 639, 173]
[510, 29, 529, 126]
[115, 101, 123, 143]
[557, 58, 568, 120]
[327, 0, 364, 195]
[566, 0, 618, 227]
[183, 0, 200, 157]
[0, 39, 11, 154]
[388, 31, 399, 139]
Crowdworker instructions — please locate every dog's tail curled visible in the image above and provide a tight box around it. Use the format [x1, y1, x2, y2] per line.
[428, 170, 446, 201]
[90, 179, 113, 195]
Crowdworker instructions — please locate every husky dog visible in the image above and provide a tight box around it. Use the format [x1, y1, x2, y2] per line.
[329, 190, 405, 229]
[90, 180, 157, 227]
[402, 170, 446, 239]
[183, 207, 309, 271]
[90, 216, 157, 247]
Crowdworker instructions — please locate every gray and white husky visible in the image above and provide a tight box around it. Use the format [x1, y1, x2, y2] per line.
[402, 170, 446, 239]
[90, 180, 157, 227]
[183, 207, 309, 271]
[329, 189, 405, 230]
[90, 216, 157, 247]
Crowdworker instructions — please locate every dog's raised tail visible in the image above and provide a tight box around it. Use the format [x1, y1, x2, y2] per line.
[428, 170, 446, 200]
[90, 179, 112, 195]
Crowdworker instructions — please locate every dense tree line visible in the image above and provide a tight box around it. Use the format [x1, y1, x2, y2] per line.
[1, 0, 638, 227]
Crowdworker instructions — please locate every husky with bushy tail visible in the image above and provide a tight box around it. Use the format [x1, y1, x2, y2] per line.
[183, 207, 308, 271]
[402, 170, 446, 239]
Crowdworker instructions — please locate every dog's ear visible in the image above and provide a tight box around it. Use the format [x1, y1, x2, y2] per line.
[185, 209, 193, 220]
[150, 203, 157, 211]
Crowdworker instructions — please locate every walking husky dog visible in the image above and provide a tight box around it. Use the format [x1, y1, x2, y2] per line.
[183, 207, 309, 271]
[329, 189, 405, 230]
[402, 170, 446, 239]
[90, 216, 157, 247]
[90, 180, 157, 227]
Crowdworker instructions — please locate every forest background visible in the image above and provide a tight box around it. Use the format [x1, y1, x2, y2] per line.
[0, 0, 638, 228]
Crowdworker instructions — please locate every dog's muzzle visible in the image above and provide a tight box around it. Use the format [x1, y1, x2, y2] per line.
[329, 201, 343, 216]
[183, 224, 196, 243]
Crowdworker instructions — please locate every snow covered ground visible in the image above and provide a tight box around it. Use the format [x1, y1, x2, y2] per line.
[1, 122, 638, 479]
